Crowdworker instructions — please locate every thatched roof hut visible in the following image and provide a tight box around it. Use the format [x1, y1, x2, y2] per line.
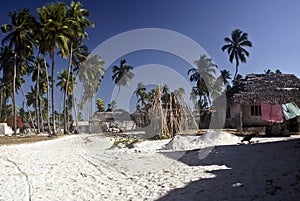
[227, 74, 300, 104]
[224, 73, 300, 133]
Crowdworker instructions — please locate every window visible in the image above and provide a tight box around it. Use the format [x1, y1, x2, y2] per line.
[251, 105, 261, 116]
[226, 107, 231, 119]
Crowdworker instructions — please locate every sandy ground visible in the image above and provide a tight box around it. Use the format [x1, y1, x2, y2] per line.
[0, 132, 300, 201]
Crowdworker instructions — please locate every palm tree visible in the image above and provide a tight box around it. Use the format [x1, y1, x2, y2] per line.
[77, 55, 105, 127]
[38, 2, 69, 135]
[112, 59, 135, 101]
[222, 29, 252, 81]
[133, 82, 147, 108]
[188, 54, 217, 106]
[57, 70, 75, 133]
[220, 69, 232, 86]
[63, 1, 93, 133]
[0, 46, 14, 121]
[1, 9, 36, 134]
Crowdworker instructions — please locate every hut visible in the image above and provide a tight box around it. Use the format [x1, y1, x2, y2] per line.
[91, 111, 135, 133]
[225, 73, 300, 135]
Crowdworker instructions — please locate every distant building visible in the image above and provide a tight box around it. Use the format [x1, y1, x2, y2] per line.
[225, 73, 300, 135]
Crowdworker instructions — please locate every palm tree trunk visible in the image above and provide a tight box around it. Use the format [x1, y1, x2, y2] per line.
[73, 96, 79, 134]
[64, 43, 73, 134]
[20, 86, 35, 131]
[0, 88, 3, 121]
[115, 86, 121, 102]
[51, 52, 56, 135]
[35, 55, 41, 133]
[13, 53, 17, 135]
[233, 57, 239, 81]
[44, 58, 51, 134]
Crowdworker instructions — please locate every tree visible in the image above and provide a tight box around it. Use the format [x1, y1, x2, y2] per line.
[112, 59, 135, 101]
[77, 55, 105, 126]
[222, 29, 252, 81]
[38, 2, 70, 135]
[133, 82, 147, 108]
[220, 69, 232, 86]
[96, 98, 105, 112]
[188, 54, 217, 108]
[1, 9, 37, 134]
[0, 46, 14, 121]
[63, 1, 94, 134]
[57, 70, 75, 133]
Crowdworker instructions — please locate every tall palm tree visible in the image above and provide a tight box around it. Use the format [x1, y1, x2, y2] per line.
[57, 70, 75, 133]
[77, 55, 105, 127]
[222, 29, 252, 81]
[0, 46, 14, 121]
[112, 59, 135, 101]
[1, 9, 36, 134]
[38, 2, 69, 135]
[188, 54, 217, 106]
[63, 1, 93, 133]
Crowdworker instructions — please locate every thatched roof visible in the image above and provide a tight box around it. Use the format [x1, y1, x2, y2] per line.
[227, 73, 300, 104]
[92, 111, 132, 122]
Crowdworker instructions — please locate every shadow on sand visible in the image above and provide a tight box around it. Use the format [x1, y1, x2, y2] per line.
[158, 138, 300, 201]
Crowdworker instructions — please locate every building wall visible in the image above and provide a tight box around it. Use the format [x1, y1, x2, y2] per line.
[225, 104, 241, 129]
[225, 103, 268, 129]
[242, 104, 268, 127]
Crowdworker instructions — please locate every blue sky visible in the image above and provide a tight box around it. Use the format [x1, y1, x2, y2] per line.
[1, 0, 300, 114]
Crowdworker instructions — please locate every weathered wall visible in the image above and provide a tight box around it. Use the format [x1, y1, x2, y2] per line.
[225, 104, 241, 129]
[242, 104, 268, 127]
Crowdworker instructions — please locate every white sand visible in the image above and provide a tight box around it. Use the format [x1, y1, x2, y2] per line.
[0, 132, 300, 200]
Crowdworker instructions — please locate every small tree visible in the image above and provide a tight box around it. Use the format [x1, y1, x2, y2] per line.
[96, 98, 105, 112]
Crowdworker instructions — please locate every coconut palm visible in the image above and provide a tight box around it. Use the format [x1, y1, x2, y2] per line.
[133, 82, 147, 108]
[188, 54, 217, 106]
[37, 2, 70, 135]
[1, 9, 36, 134]
[222, 29, 252, 81]
[220, 69, 232, 86]
[63, 1, 93, 133]
[0, 46, 14, 120]
[57, 70, 75, 133]
[112, 59, 135, 101]
[77, 55, 105, 126]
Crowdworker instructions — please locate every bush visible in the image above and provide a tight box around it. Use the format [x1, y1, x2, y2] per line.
[7, 116, 24, 131]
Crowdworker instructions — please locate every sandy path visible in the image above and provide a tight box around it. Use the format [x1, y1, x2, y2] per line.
[0, 134, 300, 201]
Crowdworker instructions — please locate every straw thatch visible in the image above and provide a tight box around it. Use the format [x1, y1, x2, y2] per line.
[227, 74, 300, 104]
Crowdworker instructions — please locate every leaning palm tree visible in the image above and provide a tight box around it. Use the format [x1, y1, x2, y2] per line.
[1, 9, 37, 134]
[112, 59, 135, 101]
[222, 29, 252, 81]
[38, 2, 69, 135]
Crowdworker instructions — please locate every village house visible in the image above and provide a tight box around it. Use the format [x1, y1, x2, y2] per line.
[90, 111, 135, 133]
[225, 73, 300, 135]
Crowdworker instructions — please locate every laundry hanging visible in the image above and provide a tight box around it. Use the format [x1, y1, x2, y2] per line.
[282, 102, 300, 120]
[261, 103, 284, 123]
